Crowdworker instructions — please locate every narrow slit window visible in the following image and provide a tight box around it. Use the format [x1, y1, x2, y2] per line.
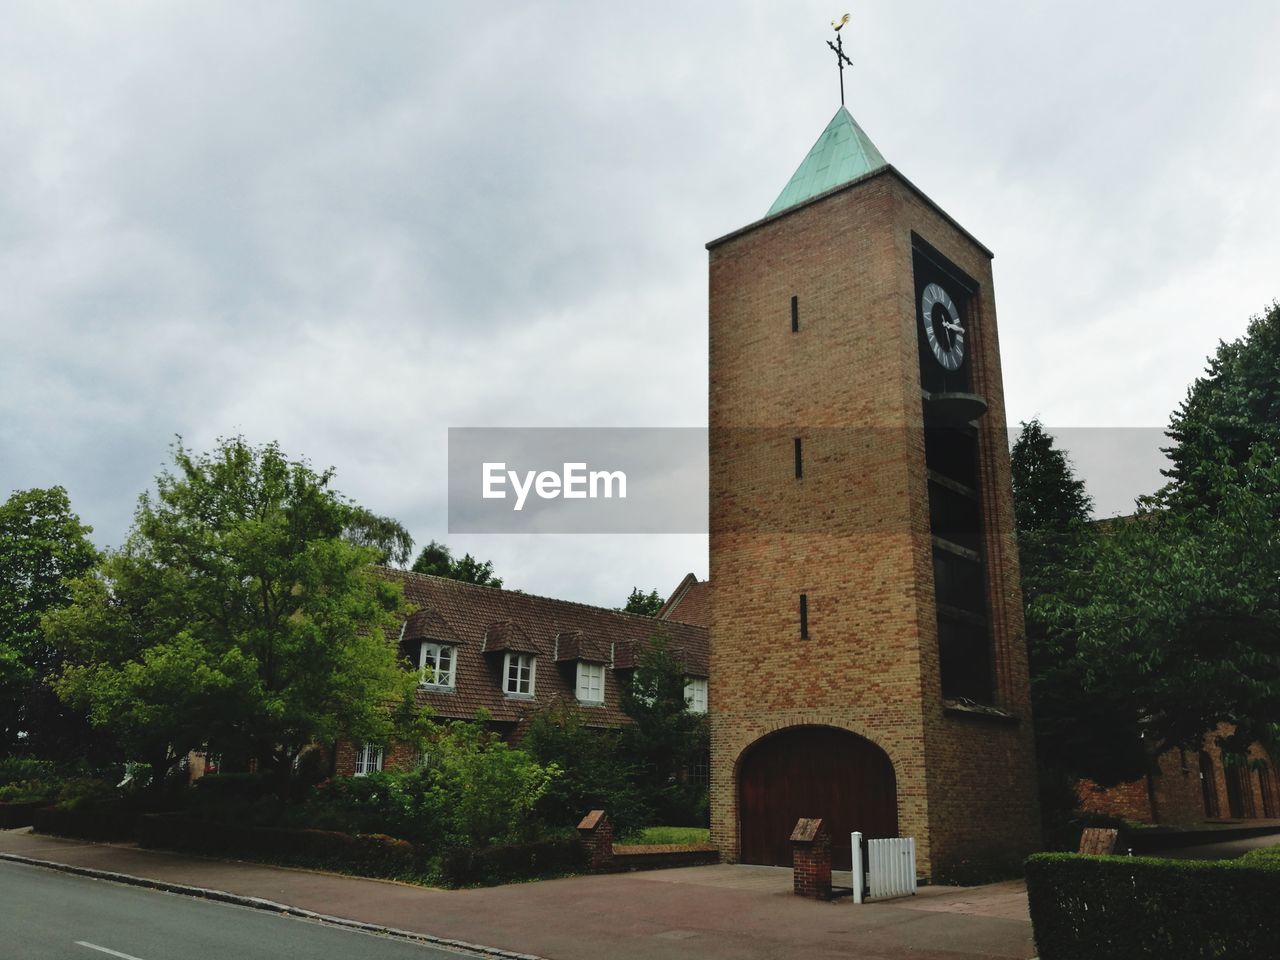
[799, 593, 809, 640]
[790, 295, 799, 332]
[794, 437, 803, 479]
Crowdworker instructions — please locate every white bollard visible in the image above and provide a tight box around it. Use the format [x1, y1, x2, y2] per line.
[851, 831, 864, 904]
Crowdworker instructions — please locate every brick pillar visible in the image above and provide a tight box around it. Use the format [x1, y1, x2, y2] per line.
[577, 809, 614, 871]
[791, 817, 832, 900]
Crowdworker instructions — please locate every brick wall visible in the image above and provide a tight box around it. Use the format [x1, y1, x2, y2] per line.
[1078, 727, 1280, 825]
[707, 169, 1040, 881]
[332, 739, 422, 778]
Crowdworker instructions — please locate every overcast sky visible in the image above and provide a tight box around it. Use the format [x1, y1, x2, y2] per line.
[2, 1, 1277, 607]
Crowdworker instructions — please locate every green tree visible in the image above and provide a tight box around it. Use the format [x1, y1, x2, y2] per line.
[1162, 301, 1280, 510]
[621, 587, 664, 617]
[1065, 454, 1280, 757]
[422, 716, 559, 846]
[521, 702, 650, 836]
[411, 540, 503, 588]
[1037, 304, 1280, 764]
[45, 438, 419, 789]
[1010, 421, 1146, 793]
[0, 487, 99, 755]
[620, 632, 709, 825]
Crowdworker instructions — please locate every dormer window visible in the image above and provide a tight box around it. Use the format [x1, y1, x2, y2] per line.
[503, 652, 535, 698]
[576, 662, 605, 704]
[419, 641, 456, 689]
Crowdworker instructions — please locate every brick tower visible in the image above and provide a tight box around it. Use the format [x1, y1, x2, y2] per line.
[707, 106, 1040, 881]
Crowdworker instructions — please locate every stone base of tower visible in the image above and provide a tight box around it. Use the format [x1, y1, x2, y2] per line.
[921, 711, 1041, 883]
[710, 709, 1040, 883]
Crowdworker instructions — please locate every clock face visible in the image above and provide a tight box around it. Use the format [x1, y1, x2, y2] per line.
[920, 282, 965, 371]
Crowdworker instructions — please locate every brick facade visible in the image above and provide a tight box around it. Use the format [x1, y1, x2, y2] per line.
[707, 168, 1040, 881]
[1080, 726, 1280, 824]
[790, 818, 833, 900]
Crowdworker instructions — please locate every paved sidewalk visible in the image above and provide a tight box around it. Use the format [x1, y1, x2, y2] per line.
[0, 829, 1034, 960]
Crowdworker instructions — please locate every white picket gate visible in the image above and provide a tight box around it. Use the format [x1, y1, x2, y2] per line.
[850, 832, 917, 903]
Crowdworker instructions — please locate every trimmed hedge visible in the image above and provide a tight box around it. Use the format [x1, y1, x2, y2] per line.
[1025, 853, 1280, 960]
[190, 773, 274, 802]
[33, 801, 139, 842]
[0, 801, 45, 829]
[138, 813, 431, 881]
[439, 837, 588, 887]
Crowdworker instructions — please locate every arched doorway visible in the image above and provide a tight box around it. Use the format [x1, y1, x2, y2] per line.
[738, 726, 897, 869]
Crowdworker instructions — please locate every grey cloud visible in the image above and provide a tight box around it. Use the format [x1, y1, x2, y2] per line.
[1, 0, 1277, 603]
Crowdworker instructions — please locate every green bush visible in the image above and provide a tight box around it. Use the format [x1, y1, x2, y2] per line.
[439, 836, 587, 887]
[0, 780, 60, 803]
[190, 772, 274, 802]
[301, 720, 560, 853]
[33, 800, 139, 842]
[0, 758, 58, 786]
[301, 772, 427, 841]
[521, 704, 651, 837]
[0, 800, 46, 828]
[1025, 852, 1280, 960]
[138, 813, 431, 881]
[1239, 844, 1280, 866]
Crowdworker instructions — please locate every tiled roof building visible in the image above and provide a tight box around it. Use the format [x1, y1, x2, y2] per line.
[334, 570, 709, 776]
[657, 573, 712, 628]
[391, 568, 707, 728]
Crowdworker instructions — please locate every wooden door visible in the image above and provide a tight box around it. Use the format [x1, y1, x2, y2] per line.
[738, 726, 897, 870]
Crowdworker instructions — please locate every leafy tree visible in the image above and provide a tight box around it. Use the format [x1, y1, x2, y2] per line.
[1162, 301, 1280, 510]
[411, 540, 503, 588]
[1011, 422, 1147, 787]
[1064, 453, 1280, 758]
[621, 587, 664, 617]
[621, 632, 709, 825]
[45, 438, 419, 789]
[423, 717, 560, 846]
[0, 487, 99, 755]
[1034, 304, 1280, 768]
[521, 702, 650, 836]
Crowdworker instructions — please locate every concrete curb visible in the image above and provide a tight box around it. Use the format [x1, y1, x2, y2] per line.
[0, 852, 546, 960]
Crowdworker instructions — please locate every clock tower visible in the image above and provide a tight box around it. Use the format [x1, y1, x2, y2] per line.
[707, 105, 1040, 880]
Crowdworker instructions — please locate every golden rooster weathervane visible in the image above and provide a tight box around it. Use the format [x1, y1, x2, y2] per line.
[827, 13, 853, 106]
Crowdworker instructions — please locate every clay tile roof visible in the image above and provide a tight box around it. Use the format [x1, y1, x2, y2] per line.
[657, 573, 712, 628]
[555, 631, 612, 664]
[376, 568, 708, 726]
[403, 606, 461, 646]
[481, 619, 538, 655]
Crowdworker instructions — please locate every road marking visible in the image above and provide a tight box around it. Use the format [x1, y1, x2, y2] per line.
[74, 942, 148, 960]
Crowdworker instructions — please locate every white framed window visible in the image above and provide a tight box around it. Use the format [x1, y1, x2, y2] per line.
[503, 652, 535, 697]
[576, 662, 605, 704]
[353, 742, 383, 776]
[419, 641, 456, 689]
[684, 677, 708, 714]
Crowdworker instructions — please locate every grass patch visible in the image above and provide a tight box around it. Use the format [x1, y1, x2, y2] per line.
[625, 826, 710, 845]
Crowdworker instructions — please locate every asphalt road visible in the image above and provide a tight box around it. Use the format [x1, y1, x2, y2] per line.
[0, 860, 479, 960]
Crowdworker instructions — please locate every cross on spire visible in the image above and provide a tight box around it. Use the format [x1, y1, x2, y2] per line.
[826, 14, 853, 106]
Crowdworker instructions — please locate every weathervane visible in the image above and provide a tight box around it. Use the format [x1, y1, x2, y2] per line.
[827, 13, 853, 106]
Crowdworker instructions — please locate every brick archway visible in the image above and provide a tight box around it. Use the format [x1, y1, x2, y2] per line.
[737, 725, 897, 870]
